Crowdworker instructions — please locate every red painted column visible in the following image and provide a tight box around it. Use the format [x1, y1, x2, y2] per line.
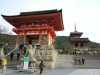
[16, 34, 19, 45]
[24, 31, 26, 44]
[78, 43, 80, 48]
[47, 33, 51, 45]
[73, 43, 75, 48]
[85, 43, 87, 48]
[39, 31, 41, 44]
[50, 35, 51, 45]
[50, 35, 53, 45]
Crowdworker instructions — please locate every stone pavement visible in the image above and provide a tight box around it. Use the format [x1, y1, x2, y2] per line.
[0, 69, 100, 75]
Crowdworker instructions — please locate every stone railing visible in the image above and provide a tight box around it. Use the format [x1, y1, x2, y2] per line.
[35, 45, 58, 61]
[34, 45, 58, 69]
[74, 48, 89, 50]
[1, 45, 18, 59]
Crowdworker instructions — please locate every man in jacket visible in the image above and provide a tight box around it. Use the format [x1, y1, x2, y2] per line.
[39, 61, 45, 74]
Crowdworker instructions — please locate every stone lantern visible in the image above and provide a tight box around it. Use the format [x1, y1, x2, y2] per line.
[0, 44, 4, 58]
[0, 43, 4, 64]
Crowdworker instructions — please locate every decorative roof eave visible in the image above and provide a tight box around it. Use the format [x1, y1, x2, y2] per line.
[1, 12, 60, 20]
[70, 38, 90, 42]
[70, 32, 83, 34]
[20, 9, 61, 16]
[70, 32, 83, 37]
[1, 9, 64, 31]
[1, 9, 62, 18]
[69, 23, 83, 36]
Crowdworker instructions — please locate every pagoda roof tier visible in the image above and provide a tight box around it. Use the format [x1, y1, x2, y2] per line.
[70, 31, 83, 37]
[1, 9, 64, 31]
[70, 38, 90, 42]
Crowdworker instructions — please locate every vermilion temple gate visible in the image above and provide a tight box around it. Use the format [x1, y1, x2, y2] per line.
[2, 9, 64, 45]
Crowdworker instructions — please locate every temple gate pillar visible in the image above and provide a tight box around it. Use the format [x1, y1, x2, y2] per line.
[84, 43, 87, 48]
[78, 43, 80, 48]
[24, 31, 26, 44]
[16, 33, 19, 44]
[47, 33, 50, 45]
[39, 31, 42, 44]
[73, 43, 75, 48]
[83, 43, 85, 48]
[50, 35, 52, 45]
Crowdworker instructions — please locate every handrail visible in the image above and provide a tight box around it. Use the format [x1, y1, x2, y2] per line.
[80, 49, 84, 55]
[1, 45, 18, 59]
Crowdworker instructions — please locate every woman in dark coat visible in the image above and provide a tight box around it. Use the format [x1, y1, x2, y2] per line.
[82, 57, 85, 65]
[10, 52, 14, 61]
[39, 61, 45, 74]
[17, 51, 20, 61]
[78, 58, 81, 65]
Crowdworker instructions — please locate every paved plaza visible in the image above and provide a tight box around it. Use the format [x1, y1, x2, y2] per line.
[0, 69, 100, 75]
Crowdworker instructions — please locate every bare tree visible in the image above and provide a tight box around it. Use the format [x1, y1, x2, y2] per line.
[0, 25, 9, 34]
[0, 25, 13, 43]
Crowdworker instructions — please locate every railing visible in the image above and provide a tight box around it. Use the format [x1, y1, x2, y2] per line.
[1, 45, 18, 59]
[89, 48, 98, 50]
[73, 48, 93, 55]
[74, 48, 89, 50]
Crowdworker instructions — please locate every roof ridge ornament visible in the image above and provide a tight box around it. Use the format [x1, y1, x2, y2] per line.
[74, 22, 77, 32]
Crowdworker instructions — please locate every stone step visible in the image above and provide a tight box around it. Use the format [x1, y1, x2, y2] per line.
[55, 54, 100, 69]
[0, 51, 24, 69]
[57, 55, 100, 59]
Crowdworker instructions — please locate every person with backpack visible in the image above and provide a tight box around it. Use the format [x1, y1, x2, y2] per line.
[19, 42, 24, 51]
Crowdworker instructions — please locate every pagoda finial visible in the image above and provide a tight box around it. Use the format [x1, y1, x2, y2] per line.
[74, 22, 76, 32]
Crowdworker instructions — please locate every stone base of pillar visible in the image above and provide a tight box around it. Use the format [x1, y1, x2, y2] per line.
[28, 62, 36, 72]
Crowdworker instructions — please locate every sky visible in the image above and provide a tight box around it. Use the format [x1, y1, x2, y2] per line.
[0, 0, 100, 43]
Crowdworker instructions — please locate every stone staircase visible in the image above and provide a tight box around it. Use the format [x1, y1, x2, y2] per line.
[0, 44, 57, 70]
[0, 49, 24, 69]
[6, 50, 23, 69]
[1, 50, 100, 70]
[55, 54, 100, 69]
[81, 50, 92, 55]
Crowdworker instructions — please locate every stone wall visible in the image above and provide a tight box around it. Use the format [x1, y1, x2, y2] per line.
[35, 46, 58, 70]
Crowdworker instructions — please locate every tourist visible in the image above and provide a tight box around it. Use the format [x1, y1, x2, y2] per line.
[10, 52, 14, 61]
[24, 45, 37, 71]
[75, 50, 76, 55]
[17, 51, 20, 61]
[23, 44, 28, 55]
[82, 57, 85, 65]
[39, 61, 45, 74]
[73, 51, 75, 55]
[1, 58, 7, 73]
[0, 58, 2, 65]
[78, 58, 81, 65]
[19, 42, 24, 51]
[74, 57, 77, 65]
